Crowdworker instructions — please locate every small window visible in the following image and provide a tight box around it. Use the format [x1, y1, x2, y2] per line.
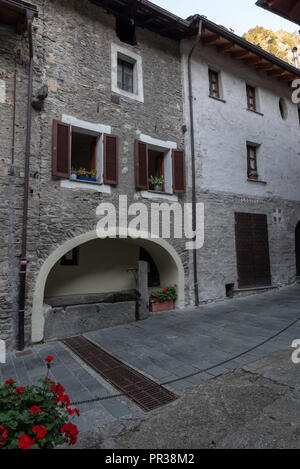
[246, 84, 256, 111]
[247, 145, 258, 180]
[297, 105, 300, 126]
[209, 69, 220, 98]
[52, 118, 118, 185]
[71, 131, 98, 181]
[111, 44, 144, 103]
[148, 149, 165, 192]
[61, 248, 79, 266]
[279, 98, 288, 120]
[117, 58, 134, 93]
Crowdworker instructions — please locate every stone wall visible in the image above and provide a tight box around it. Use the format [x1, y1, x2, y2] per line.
[0, 0, 189, 349]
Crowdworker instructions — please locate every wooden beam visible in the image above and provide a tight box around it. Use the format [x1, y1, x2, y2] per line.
[231, 50, 251, 59]
[244, 56, 263, 65]
[202, 33, 220, 45]
[217, 42, 235, 53]
[267, 69, 288, 77]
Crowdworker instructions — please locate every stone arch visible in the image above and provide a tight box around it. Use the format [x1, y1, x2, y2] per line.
[31, 229, 185, 343]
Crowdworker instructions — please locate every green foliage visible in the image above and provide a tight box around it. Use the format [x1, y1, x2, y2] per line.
[150, 284, 178, 303]
[149, 176, 165, 188]
[0, 359, 80, 449]
[243, 26, 299, 65]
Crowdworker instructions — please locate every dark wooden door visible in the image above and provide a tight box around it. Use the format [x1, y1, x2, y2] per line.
[235, 213, 271, 288]
[296, 222, 300, 276]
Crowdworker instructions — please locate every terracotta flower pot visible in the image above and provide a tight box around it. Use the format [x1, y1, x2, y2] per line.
[150, 299, 174, 313]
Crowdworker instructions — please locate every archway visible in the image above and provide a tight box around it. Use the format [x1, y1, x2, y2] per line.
[31, 229, 185, 343]
[296, 222, 300, 277]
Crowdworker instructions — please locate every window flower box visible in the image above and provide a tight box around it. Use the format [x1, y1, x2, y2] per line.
[78, 176, 97, 182]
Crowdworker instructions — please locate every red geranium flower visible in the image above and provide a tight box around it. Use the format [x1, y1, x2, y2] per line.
[61, 423, 79, 445]
[5, 379, 14, 385]
[14, 387, 25, 395]
[155, 294, 159, 297]
[0, 425, 8, 442]
[32, 425, 47, 440]
[163, 289, 167, 293]
[30, 405, 42, 414]
[67, 407, 80, 417]
[174, 284, 177, 288]
[18, 434, 32, 450]
[45, 356, 54, 363]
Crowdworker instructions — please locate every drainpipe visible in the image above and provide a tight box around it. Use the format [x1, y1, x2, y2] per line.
[18, 9, 35, 351]
[187, 18, 203, 307]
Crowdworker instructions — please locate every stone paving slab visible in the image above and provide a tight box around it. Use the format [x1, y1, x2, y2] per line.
[0, 284, 300, 442]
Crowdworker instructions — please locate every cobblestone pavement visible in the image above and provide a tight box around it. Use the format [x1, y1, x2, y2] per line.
[1, 284, 300, 448]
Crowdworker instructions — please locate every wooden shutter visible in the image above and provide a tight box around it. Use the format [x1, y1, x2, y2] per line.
[235, 212, 271, 289]
[52, 120, 71, 178]
[172, 149, 186, 193]
[135, 140, 148, 190]
[296, 222, 300, 276]
[103, 134, 118, 185]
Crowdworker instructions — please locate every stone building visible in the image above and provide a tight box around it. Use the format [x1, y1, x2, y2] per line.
[0, 0, 299, 351]
[0, 0, 194, 350]
[182, 16, 300, 303]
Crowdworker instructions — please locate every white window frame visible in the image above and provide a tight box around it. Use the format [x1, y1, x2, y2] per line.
[60, 114, 111, 193]
[111, 43, 144, 103]
[138, 133, 178, 202]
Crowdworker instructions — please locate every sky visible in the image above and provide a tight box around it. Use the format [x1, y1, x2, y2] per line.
[151, 0, 299, 36]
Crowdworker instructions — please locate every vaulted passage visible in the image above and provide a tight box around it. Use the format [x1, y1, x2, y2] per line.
[32, 231, 185, 343]
[235, 213, 271, 288]
[296, 222, 300, 276]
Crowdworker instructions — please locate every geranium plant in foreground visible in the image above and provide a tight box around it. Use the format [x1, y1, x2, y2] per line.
[0, 356, 80, 449]
[150, 284, 178, 303]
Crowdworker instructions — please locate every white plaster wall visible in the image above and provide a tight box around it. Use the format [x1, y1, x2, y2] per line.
[181, 39, 300, 202]
[45, 239, 139, 296]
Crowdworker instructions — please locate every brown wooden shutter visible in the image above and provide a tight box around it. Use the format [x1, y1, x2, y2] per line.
[103, 134, 119, 185]
[172, 149, 186, 193]
[52, 120, 71, 178]
[235, 212, 271, 289]
[135, 140, 149, 190]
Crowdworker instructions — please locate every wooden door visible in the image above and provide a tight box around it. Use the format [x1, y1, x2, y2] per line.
[235, 213, 271, 288]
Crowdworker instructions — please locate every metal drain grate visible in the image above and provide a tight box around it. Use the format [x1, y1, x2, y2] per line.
[61, 336, 177, 411]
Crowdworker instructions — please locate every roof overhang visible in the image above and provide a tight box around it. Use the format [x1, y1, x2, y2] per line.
[0, 0, 38, 32]
[88, 0, 194, 40]
[256, 0, 300, 26]
[194, 15, 300, 84]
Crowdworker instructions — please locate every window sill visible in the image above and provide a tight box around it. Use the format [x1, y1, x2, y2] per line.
[61, 179, 111, 194]
[246, 178, 267, 185]
[208, 95, 226, 103]
[246, 108, 264, 116]
[141, 190, 178, 202]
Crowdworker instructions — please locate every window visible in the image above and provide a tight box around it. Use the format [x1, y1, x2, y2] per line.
[247, 144, 258, 180]
[52, 117, 118, 185]
[246, 84, 256, 111]
[71, 131, 98, 180]
[61, 248, 79, 266]
[208, 69, 220, 98]
[148, 149, 165, 191]
[111, 43, 144, 103]
[279, 98, 288, 120]
[117, 58, 134, 93]
[135, 137, 186, 194]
